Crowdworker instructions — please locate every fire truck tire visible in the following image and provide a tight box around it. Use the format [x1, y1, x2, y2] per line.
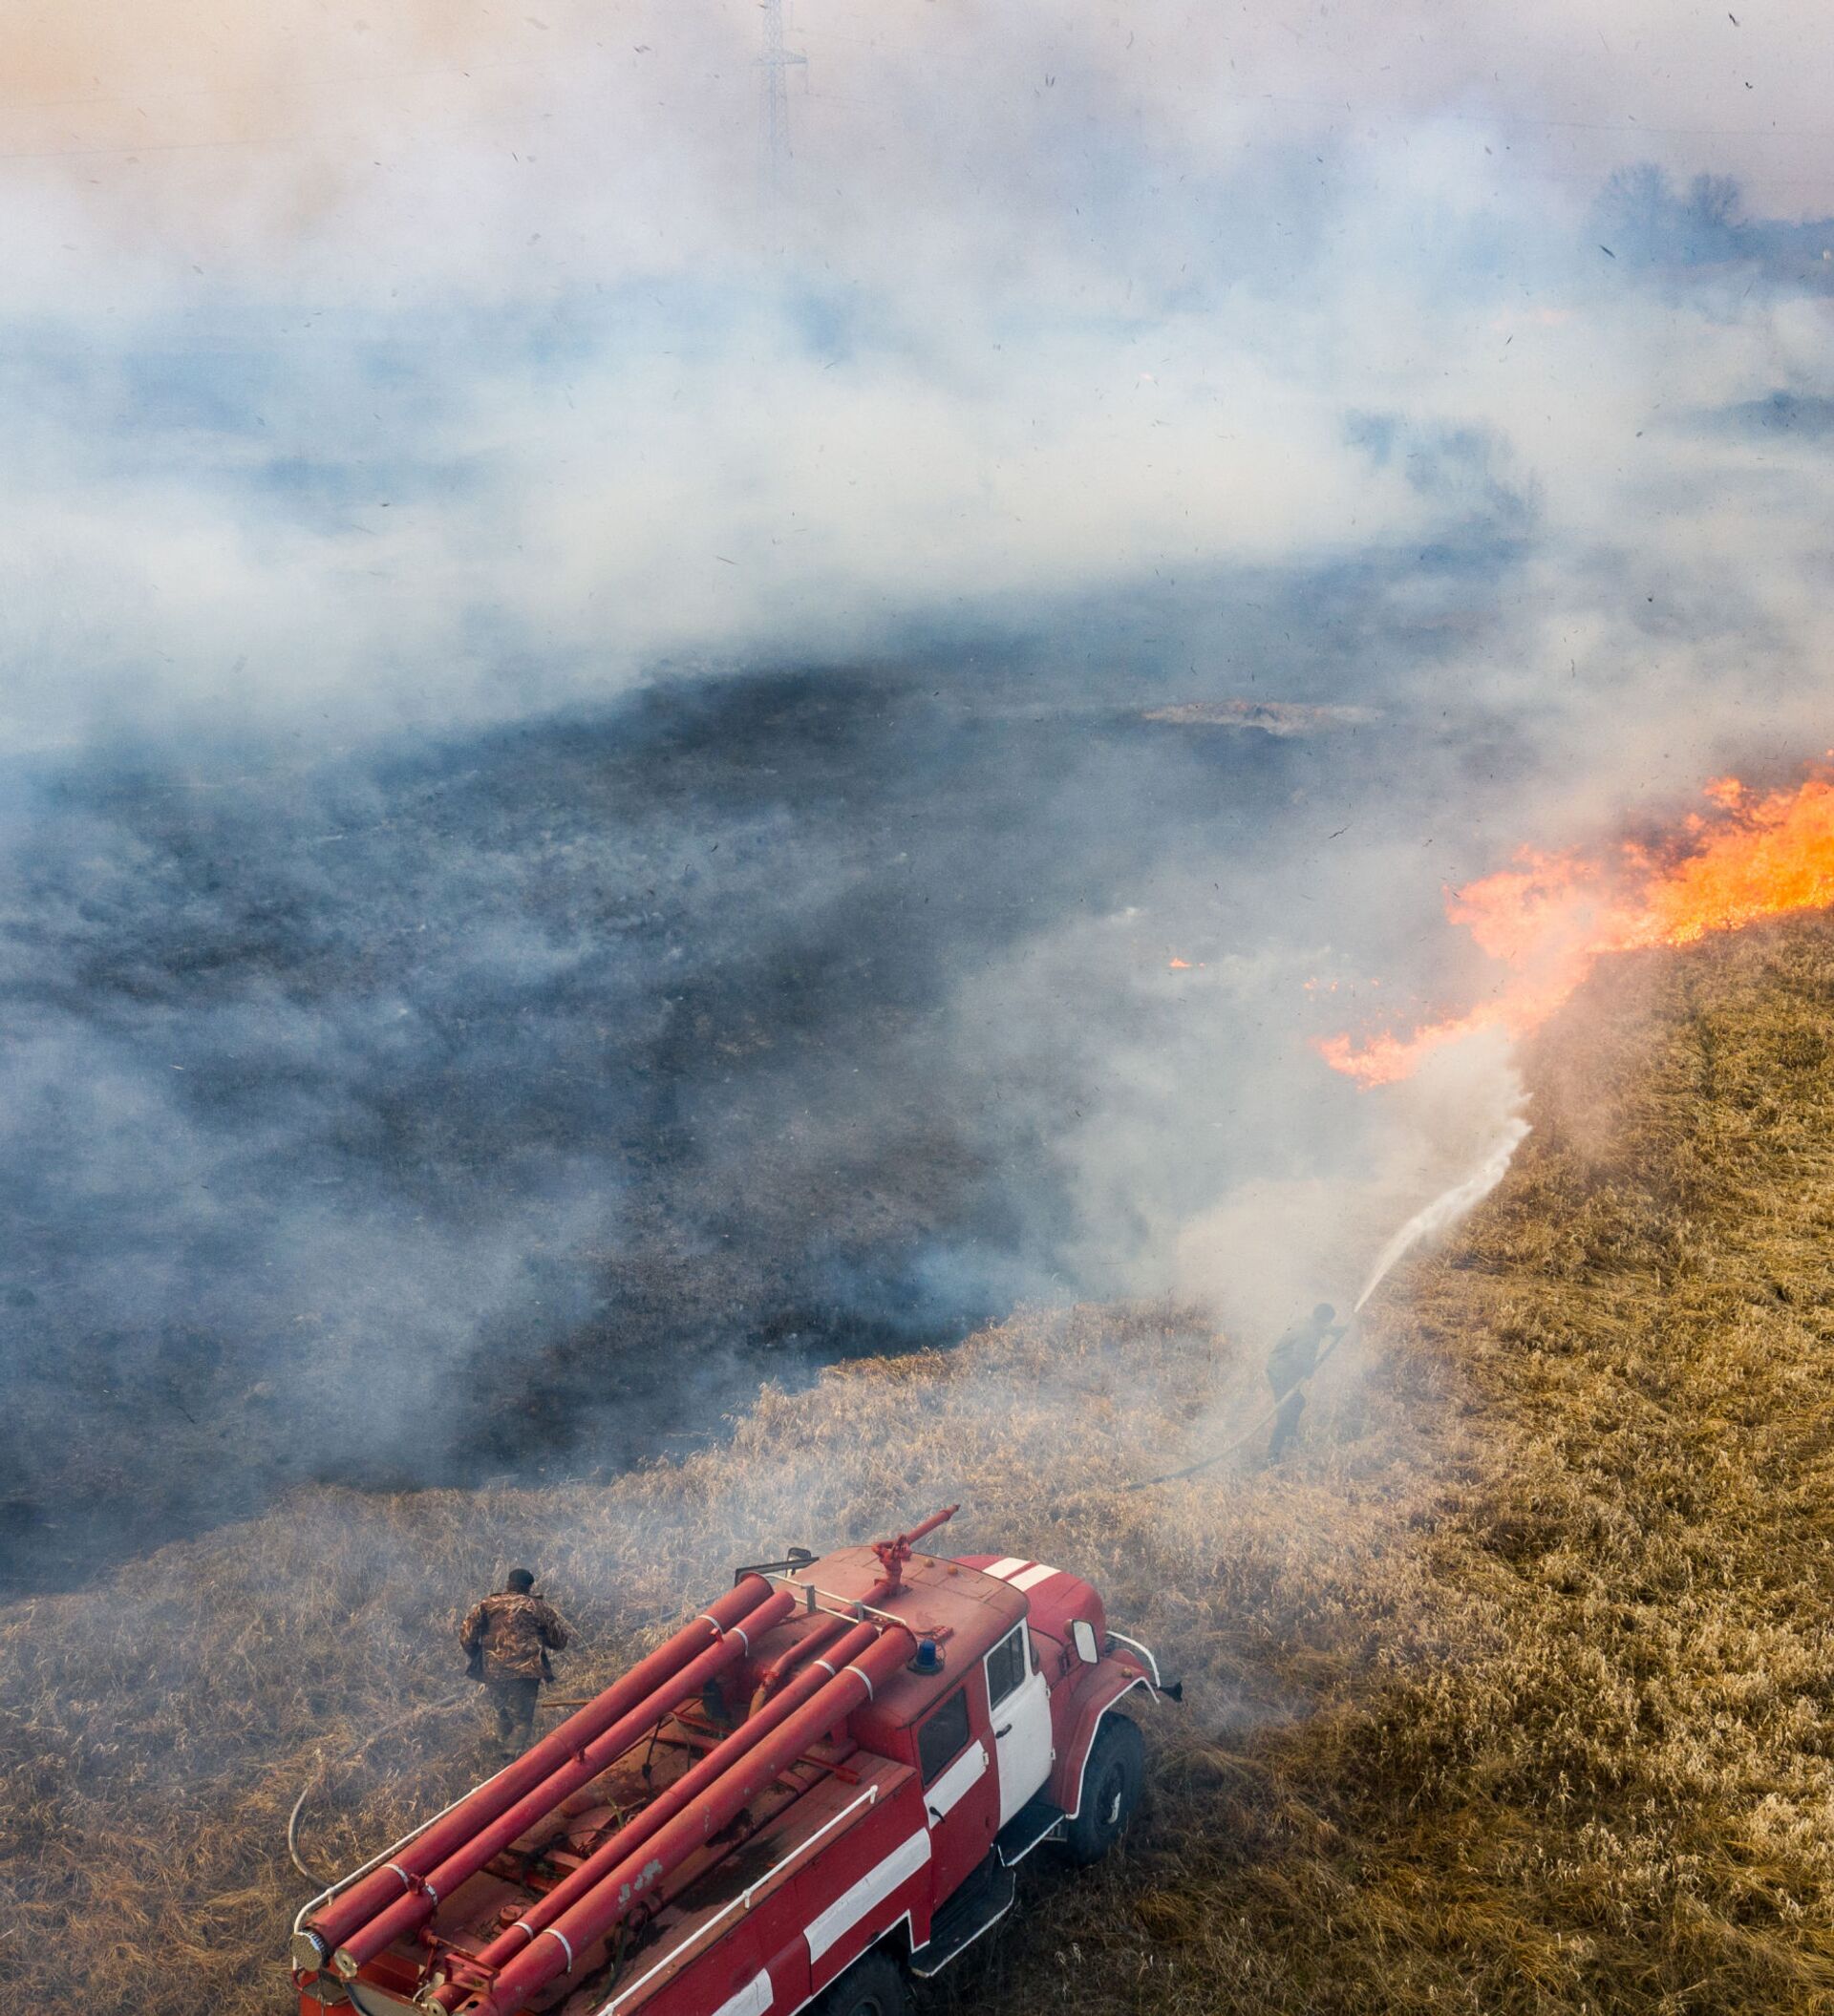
[1063, 1713, 1144, 1865]
[811, 1949, 913, 2016]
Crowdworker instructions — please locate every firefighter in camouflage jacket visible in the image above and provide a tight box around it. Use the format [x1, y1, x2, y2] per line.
[460, 1569, 570, 1755]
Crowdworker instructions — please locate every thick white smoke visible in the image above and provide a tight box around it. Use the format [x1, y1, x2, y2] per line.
[2, 0, 1832, 765]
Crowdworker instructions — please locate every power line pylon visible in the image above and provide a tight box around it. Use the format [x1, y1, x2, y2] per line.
[758, 0, 806, 193]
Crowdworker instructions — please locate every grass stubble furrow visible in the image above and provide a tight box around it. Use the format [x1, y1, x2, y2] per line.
[6, 916, 1834, 2013]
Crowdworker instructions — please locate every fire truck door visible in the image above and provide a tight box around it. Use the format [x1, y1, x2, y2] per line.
[984, 1623, 1053, 1825]
[916, 1682, 997, 1900]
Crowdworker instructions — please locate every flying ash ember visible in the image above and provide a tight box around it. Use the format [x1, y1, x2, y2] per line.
[1322, 774, 1834, 1086]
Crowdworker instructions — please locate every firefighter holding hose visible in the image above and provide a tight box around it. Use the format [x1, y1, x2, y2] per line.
[1266, 1302, 1345, 1461]
[460, 1568, 571, 1757]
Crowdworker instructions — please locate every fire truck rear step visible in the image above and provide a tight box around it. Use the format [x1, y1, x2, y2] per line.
[906, 1854, 1017, 1978]
[994, 1791, 1067, 1867]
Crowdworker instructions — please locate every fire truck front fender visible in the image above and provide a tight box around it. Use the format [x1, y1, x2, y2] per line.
[1053, 1665, 1153, 1821]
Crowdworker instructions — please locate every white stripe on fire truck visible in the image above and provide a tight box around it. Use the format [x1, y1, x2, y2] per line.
[804, 1830, 932, 1963]
[1009, 1562, 1059, 1593]
[925, 1740, 988, 1824]
[982, 1558, 1030, 1581]
[712, 1971, 773, 2016]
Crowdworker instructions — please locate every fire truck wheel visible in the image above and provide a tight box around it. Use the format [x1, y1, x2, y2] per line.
[1063, 1713, 1144, 1865]
[811, 1948, 913, 2016]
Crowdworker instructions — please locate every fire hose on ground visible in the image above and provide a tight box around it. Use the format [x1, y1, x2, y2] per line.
[288, 1687, 490, 1884]
[288, 1754, 331, 1884]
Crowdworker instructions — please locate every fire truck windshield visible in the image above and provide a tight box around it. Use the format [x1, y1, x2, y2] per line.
[986, 1626, 1026, 1707]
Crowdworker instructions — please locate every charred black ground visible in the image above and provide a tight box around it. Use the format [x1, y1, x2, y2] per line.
[3, 577, 1506, 1593]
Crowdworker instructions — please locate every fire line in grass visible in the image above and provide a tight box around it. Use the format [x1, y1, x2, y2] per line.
[1321, 773, 1834, 1086]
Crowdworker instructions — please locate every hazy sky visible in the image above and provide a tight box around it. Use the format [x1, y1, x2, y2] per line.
[1, 0, 1831, 756]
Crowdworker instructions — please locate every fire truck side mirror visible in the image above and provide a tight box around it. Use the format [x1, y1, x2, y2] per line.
[1071, 1620, 1099, 1665]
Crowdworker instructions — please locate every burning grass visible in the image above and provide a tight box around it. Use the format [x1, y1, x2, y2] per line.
[7, 915, 1834, 2012]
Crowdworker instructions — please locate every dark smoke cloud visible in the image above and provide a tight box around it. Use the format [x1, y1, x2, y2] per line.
[0, 560, 1516, 1585]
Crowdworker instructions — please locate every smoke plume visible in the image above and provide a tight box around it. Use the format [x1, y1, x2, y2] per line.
[5, 0, 1834, 1586]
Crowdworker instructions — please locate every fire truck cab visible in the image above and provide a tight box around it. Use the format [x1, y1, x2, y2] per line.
[815, 1541, 1155, 1978]
[292, 1514, 1176, 2016]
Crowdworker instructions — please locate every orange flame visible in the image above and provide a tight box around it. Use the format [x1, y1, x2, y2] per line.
[1320, 775, 1834, 1086]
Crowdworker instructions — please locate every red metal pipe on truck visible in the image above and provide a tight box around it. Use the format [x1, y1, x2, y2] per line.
[295, 1574, 776, 1968]
[748, 1612, 854, 1708]
[425, 1621, 899, 2016]
[332, 1587, 800, 1975]
[433, 1618, 885, 2005]
[459, 1623, 912, 2016]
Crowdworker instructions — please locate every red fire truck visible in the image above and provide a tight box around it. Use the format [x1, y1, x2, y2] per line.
[291, 1509, 1179, 2016]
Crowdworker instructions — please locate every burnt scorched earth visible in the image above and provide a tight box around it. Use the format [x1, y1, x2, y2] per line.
[0, 647, 1354, 1592]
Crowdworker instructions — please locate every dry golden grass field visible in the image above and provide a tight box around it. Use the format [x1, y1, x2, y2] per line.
[6, 914, 1834, 2015]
